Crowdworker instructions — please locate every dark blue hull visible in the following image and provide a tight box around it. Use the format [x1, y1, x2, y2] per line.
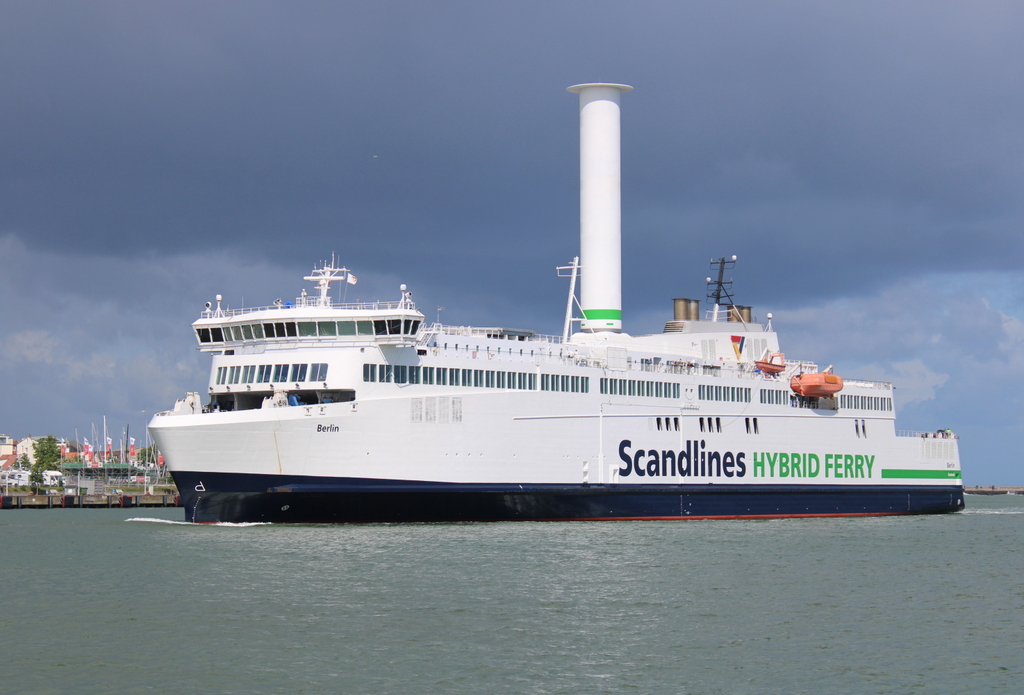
[171, 471, 965, 523]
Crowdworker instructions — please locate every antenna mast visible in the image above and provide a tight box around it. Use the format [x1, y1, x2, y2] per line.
[706, 255, 737, 322]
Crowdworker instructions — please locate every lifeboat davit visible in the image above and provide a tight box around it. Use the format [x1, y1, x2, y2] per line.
[755, 352, 786, 375]
[790, 372, 844, 398]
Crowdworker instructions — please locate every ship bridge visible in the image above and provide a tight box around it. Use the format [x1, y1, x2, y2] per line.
[192, 263, 424, 351]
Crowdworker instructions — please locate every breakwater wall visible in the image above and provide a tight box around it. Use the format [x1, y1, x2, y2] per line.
[964, 486, 1024, 495]
[1, 494, 180, 509]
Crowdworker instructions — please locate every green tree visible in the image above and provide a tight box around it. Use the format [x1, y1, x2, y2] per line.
[137, 445, 158, 464]
[30, 436, 62, 487]
[34, 436, 61, 469]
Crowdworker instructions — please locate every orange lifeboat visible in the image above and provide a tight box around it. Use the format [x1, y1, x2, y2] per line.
[790, 372, 844, 398]
[755, 352, 786, 375]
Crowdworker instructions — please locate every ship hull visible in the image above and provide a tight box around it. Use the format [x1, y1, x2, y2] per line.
[171, 471, 964, 523]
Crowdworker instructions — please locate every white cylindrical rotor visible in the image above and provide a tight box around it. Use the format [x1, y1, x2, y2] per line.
[568, 82, 632, 333]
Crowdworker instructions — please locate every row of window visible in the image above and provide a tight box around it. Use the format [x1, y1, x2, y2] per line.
[212, 363, 889, 415]
[600, 378, 681, 399]
[197, 318, 421, 344]
[651, 415, 762, 434]
[840, 395, 893, 412]
[700, 416, 722, 433]
[363, 364, 540, 391]
[699, 384, 752, 403]
[215, 363, 329, 385]
[541, 374, 591, 393]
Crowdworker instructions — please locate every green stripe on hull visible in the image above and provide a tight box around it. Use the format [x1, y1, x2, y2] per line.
[581, 309, 622, 320]
[881, 469, 962, 479]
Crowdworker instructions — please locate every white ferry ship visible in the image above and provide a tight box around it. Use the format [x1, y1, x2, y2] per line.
[150, 84, 964, 523]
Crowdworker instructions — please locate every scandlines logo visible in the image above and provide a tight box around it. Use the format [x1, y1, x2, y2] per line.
[618, 440, 747, 478]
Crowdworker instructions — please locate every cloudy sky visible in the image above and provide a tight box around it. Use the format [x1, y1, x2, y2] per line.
[2, 1, 1022, 483]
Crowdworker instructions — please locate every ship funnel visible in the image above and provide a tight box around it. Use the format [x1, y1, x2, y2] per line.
[568, 83, 632, 333]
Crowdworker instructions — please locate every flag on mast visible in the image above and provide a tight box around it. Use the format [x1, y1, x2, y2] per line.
[347, 273, 357, 285]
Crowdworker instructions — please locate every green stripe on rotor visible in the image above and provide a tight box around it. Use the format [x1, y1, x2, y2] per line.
[581, 309, 622, 320]
[881, 469, 962, 479]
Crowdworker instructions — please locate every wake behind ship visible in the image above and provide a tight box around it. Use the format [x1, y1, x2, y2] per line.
[149, 84, 964, 523]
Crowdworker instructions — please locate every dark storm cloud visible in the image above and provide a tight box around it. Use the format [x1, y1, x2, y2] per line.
[4, 0, 1023, 317]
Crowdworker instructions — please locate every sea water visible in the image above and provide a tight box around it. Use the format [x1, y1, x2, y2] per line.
[1, 495, 1022, 695]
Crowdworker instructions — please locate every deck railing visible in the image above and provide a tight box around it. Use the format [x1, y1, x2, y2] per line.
[201, 299, 412, 319]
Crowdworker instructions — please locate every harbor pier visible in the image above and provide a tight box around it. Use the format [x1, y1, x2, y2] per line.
[1, 493, 180, 509]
